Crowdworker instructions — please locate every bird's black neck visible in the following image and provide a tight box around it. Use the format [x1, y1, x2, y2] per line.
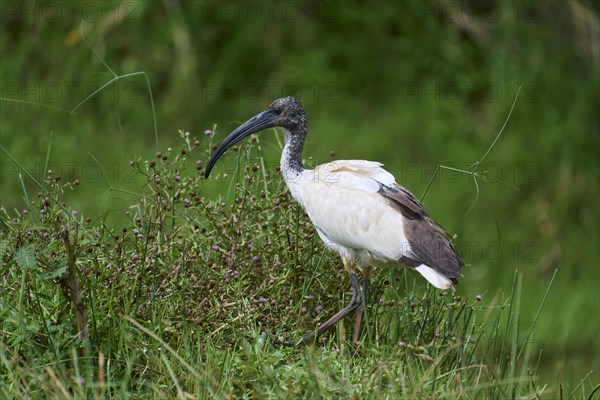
[280, 128, 305, 180]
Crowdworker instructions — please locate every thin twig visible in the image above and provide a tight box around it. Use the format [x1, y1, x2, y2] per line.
[421, 86, 522, 216]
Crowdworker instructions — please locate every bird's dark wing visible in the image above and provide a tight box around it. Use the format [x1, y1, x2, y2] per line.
[377, 183, 428, 220]
[377, 183, 464, 282]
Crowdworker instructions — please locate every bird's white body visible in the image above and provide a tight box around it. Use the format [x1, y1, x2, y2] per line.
[282, 158, 454, 290]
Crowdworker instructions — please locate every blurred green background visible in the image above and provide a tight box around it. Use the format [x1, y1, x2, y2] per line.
[1, 0, 598, 387]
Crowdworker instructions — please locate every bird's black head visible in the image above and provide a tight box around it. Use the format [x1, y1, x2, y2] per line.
[204, 97, 307, 178]
[266, 97, 307, 133]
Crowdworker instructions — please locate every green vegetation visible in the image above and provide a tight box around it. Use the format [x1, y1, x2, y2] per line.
[1, 1, 598, 398]
[0, 140, 586, 398]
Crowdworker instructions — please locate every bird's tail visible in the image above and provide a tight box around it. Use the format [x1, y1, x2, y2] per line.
[414, 264, 456, 291]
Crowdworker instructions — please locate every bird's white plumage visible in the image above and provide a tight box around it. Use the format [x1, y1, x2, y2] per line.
[414, 264, 453, 290]
[284, 160, 452, 289]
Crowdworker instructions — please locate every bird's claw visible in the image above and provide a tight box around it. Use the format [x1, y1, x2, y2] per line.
[271, 338, 298, 347]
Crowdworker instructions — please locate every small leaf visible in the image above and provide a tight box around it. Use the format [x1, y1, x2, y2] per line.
[51, 265, 68, 279]
[15, 246, 37, 270]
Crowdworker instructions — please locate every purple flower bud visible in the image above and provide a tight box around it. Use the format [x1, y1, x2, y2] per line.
[73, 210, 78, 217]
[315, 305, 323, 314]
[196, 160, 203, 166]
[259, 297, 268, 303]
[476, 294, 482, 301]
[212, 245, 221, 251]
[252, 255, 259, 262]
[301, 307, 307, 314]
[41, 209, 47, 215]
[204, 129, 212, 136]
[174, 174, 181, 182]
[273, 260, 282, 267]
[399, 341, 406, 347]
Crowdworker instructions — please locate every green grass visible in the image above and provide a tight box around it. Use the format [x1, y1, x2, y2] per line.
[0, 139, 597, 399]
[1, 1, 598, 397]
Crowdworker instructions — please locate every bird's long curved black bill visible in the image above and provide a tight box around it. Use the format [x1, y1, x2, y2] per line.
[204, 109, 277, 178]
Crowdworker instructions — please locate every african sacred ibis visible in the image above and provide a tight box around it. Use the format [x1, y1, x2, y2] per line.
[205, 97, 464, 346]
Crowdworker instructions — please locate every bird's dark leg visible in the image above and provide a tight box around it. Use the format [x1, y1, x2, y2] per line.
[352, 277, 367, 343]
[292, 271, 362, 347]
[353, 267, 372, 344]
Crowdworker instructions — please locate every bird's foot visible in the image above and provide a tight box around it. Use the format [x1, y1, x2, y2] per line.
[271, 338, 297, 347]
